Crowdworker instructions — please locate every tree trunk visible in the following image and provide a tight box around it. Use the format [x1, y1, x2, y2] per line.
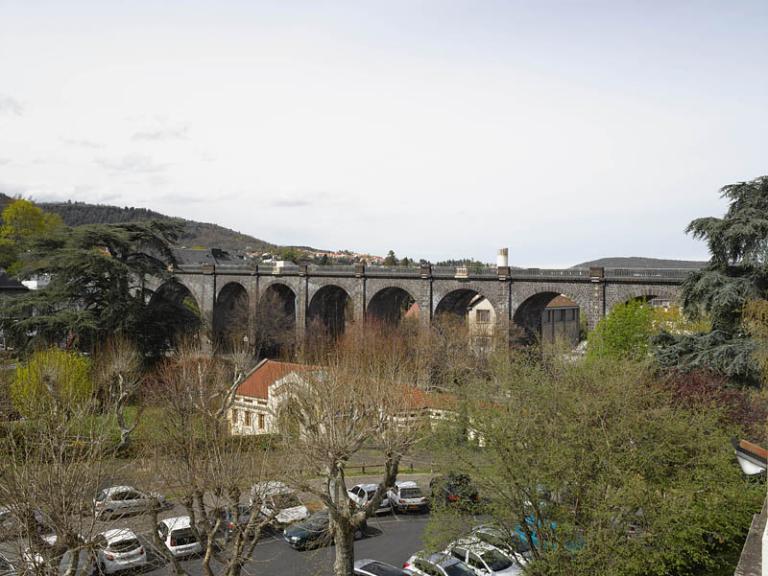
[333, 515, 355, 576]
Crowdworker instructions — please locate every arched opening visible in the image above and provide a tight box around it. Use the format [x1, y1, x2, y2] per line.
[435, 289, 496, 353]
[145, 280, 202, 352]
[307, 285, 353, 340]
[367, 287, 416, 326]
[213, 283, 249, 353]
[512, 292, 581, 347]
[255, 284, 297, 359]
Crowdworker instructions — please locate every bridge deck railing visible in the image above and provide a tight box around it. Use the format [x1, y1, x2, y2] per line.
[605, 268, 695, 280]
[365, 266, 422, 276]
[174, 263, 696, 281]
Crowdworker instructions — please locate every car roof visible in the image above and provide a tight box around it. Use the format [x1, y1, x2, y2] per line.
[354, 484, 379, 491]
[101, 528, 138, 543]
[395, 481, 419, 488]
[451, 537, 497, 554]
[101, 486, 137, 495]
[353, 559, 407, 575]
[160, 516, 192, 529]
[425, 552, 461, 566]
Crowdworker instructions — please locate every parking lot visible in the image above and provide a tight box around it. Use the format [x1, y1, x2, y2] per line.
[0, 477, 434, 576]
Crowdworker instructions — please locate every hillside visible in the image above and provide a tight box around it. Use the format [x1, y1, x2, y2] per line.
[39, 200, 277, 253]
[573, 257, 706, 269]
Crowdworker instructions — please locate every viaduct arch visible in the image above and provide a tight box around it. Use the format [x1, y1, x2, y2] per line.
[159, 259, 692, 350]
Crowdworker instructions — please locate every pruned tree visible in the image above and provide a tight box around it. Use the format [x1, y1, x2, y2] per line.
[94, 337, 144, 454]
[145, 343, 276, 576]
[0, 348, 121, 576]
[277, 326, 431, 576]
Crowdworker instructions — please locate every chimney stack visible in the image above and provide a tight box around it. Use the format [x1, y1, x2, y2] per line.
[496, 248, 509, 268]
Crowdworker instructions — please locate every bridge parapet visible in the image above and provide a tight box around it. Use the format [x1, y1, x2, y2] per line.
[172, 262, 697, 282]
[605, 268, 694, 281]
[507, 268, 591, 280]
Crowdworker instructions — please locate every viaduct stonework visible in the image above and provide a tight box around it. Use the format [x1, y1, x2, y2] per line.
[146, 251, 693, 347]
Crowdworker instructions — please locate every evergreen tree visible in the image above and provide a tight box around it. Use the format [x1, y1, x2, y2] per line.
[383, 250, 398, 266]
[2, 220, 182, 353]
[655, 176, 768, 385]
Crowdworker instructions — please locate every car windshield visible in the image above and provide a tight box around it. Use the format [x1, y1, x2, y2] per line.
[305, 515, 329, 530]
[171, 528, 197, 546]
[401, 488, 422, 499]
[274, 494, 302, 509]
[95, 490, 107, 502]
[480, 549, 513, 571]
[109, 539, 140, 553]
[442, 561, 475, 576]
[361, 561, 404, 576]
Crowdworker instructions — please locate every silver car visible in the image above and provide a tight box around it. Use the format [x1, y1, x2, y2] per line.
[446, 538, 525, 575]
[94, 486, 167, 519]
[403, 552, 474, 576]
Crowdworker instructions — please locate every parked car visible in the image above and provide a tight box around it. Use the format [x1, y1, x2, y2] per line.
[430, 474, 480, 509]
[283, 510, 366, 550]
[94, 486, 167, 519]
[157, 516, 202, 558]
[402, 552, 474, 576]
[471, 525, 532, 560]
[354, 559, 410, 576]
[348, 484, 392, 515]
[446, 537, 525, 575]
[250, 481, 309, 527]
[92, 528, 148, 574]
[0, 553, 15, 576]
[387, 481, 428, 513]
[283, 510, 332, 550]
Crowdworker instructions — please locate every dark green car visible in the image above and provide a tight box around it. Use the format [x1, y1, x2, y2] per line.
[283, 510, 366, 550]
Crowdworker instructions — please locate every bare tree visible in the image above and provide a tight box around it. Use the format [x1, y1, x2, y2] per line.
[278, 326, 431, 576]
[145, 343, 278, 576]
[94, 337, 144, 454]
[0, 349, 117, 576]
[253, 290, 297, 360]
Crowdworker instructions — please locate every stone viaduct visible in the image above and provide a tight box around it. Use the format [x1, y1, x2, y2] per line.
[147, 254, 692, 347]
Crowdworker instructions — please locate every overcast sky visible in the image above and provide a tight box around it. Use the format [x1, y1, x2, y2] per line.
[1, 1, 766, 266]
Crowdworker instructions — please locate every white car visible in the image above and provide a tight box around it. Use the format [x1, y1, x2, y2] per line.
[92, 529, 147, 574]
[348, 484, 392, 515]
[447, 537, 525, 575]
[157, 516, 202, 558]
[387, 481, 429, 513]
[250, 481, 309, 526]
[94, 486, 167, 519]
[402, 552, 474, 576]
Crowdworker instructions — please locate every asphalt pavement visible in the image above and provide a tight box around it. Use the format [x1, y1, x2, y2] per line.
[1, 512, 430, 576]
